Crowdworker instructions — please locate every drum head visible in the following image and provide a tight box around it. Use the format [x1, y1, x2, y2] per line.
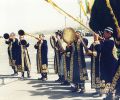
[63, 27, 76, 44]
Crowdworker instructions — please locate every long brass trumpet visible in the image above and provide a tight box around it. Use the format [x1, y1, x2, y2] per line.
[44, 0, 97, 35]
[18, 30, 39, 40]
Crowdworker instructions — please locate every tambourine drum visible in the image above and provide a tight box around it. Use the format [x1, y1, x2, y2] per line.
[50, 36, 56, 49]
[63, 27, 76, 44]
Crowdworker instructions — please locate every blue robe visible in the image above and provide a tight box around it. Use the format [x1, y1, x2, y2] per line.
[70, 38, 88, 84]
[100, 40, 118, 83]
[50, 36, 59, 74]
[89, 42, 101, 89]
[56, 40, 64, 76]
[5, 38, 18, 67]
[64, 45, 72, 81]
[15, 40, 31, 72]
[34, 40, 48, 73]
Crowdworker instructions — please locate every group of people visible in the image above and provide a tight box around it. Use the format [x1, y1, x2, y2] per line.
[50, 27, 120, 99]
[4, 27, 120, 99]
[5, 30, 48, 81]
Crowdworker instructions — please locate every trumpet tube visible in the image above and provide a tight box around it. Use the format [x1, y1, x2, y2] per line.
[45, 0, 97, 35]
[18, 30, 39, 40]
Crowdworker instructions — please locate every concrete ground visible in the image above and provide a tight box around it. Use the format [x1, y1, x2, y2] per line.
[0, 36, 105, 100]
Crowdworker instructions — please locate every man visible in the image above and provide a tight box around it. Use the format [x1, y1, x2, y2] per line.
[34, 34, 48, 81]
[50, 35, 58, 74]
[5, 33, 18, 76]
[61, 43, 72, 85]
[100, 27, 118, 86]
[55, 30, 65, 82]
[70, 31, 88, 93]
[16, 30, 31, 79]
[92, 27, 118, 99]
[89, 34, 102, 96]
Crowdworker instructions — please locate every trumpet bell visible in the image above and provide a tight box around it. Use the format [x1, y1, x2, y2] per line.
[3, 33, 9, 39]
[63, 27, 76, 44]
[20, 39, 27, 45]
[18, 30, 25, 36]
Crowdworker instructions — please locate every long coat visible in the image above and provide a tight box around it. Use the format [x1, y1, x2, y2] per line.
[6, 38, 18, 67]
[63, 45, 72, 81]
[34, 40, 48, 73]
[15, 40, 31, 72]
[70, 38, 88, 84]
[100, 39, 118, 83]
[89, 42, 101, 89]
[50, 36, 59, 74]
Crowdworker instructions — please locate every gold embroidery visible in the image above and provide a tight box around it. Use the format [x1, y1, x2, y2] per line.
[41, 64, 48, 73]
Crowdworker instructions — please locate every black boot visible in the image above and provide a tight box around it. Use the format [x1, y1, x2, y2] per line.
[71, 84, 78, 92]
[60, 75, 65, 82]
[55, 75, 62, 82]
[11, 66, 18, 76]
[42, 73, 47, 81]
[27, 71, 30, 78]
[14, 68, 18, 76]
[38, 73, 44, 80]
[61, 80, 70, 85]
[21, 72, 24, 79]
[79, 83, 85, 94]
[93, 88, 102, 97]
[104, 92, 114, 100]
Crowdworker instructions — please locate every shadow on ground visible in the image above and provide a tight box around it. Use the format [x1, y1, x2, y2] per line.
[27, 80, 102, 100]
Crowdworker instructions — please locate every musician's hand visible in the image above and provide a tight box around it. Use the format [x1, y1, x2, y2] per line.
[94, 33, 99, 41]
[35, 37, 39, 40]
[37, 37, 42, 42]
[56, 35, 60, 40]
[60, 50, 65, 54]
[92, 51, 97, 57]
[86, 50, 92, 55]
[87, 50, 97, 57]
[78, 39, 81, 43]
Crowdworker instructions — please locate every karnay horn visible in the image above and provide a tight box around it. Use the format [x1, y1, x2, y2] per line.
[18, 29, 39, 40]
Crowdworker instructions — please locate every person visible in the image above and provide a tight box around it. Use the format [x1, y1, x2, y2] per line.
[109, 30, 120, 99]
[91, 27, 118, 99]
[16, 30, 31, 79]
[61, 43, 72, 85]
[70, 31, 88, 93]
[55, 30, 65, 82]
[34, 34, 48, 81]
[100, 27, 118, 89]
[50, 35, 58, 74]
[5, 32, 18, 76]
[88, 34, 102, 96]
